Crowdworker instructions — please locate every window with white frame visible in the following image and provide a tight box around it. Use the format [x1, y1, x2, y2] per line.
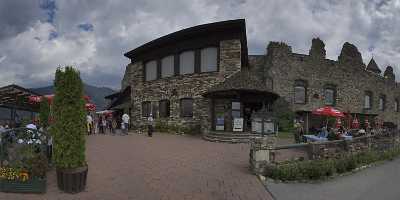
[294, 80, 307, 104]
[364, 91, 372, 109]
[200, 47, 218, 72]
[379, 95, 386, 111]
[324, 87, 336, 105]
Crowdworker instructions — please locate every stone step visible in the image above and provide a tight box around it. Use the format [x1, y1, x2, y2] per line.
[203, 135, 250, 143]
[204, 134, 259, 140]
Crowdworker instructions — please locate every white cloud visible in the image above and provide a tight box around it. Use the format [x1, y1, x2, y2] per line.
[1, 0, 400, 88]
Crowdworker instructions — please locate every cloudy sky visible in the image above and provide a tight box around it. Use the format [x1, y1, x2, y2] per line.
[1, 0, 400, 89]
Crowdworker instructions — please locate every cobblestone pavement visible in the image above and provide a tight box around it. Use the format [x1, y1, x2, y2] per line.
[0, 133, 272, 200]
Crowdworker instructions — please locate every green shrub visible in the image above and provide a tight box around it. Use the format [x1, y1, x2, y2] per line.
[51, 67, 86, 169]
[39, 99, 50, 128]
[268, 147, 400, 181]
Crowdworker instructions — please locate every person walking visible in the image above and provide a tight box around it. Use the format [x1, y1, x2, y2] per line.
[122, 113, 130, 135]
[86, 114, 93, 135]
[102, 117, 107, 134]
[147, 113, 154, 137]
[111, 118, 117, 134]
[98, 116, 104, 134]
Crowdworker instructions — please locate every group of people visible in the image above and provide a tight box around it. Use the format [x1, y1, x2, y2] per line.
[295, 119, 385, 143]
[86, 113, 131, 135]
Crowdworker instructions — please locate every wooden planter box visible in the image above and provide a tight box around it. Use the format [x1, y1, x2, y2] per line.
[0, 177, 46, 193]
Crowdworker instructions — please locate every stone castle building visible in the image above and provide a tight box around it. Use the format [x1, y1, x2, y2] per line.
[107, 19, 400, 134]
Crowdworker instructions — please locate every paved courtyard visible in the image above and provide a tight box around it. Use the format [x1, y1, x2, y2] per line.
[0, 133, 272, 200]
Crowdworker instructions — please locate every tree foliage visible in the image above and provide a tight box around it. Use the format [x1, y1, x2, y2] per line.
[39, 99, 50, 128]
[51, 67, 86, 169]
[271, 97, 295, 131]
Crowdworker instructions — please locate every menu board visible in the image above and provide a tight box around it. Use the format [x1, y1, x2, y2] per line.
[233, 118, 243, 132]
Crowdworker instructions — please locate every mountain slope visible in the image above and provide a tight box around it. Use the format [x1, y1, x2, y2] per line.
[31, 84, 116, 110]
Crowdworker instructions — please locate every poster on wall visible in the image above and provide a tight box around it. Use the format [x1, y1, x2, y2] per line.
[233, 118, 243, 132]
[215, 113, 225, 131]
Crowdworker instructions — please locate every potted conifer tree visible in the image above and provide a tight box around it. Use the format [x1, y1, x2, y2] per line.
[51, 67, 88, 193]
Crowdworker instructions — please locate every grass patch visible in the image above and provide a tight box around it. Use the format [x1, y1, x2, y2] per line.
[277, 131, 293, 139]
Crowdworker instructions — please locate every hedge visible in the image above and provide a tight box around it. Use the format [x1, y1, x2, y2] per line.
[266, 147, 400, 181]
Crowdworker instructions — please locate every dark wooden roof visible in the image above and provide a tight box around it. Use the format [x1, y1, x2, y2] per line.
[204, 70, 278, 98]
[124, 19, 248, 66]
[0, 84, 40, 111]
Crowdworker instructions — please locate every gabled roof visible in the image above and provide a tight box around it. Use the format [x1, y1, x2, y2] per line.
[124, 19, 248, 66]
[366, 58, 381, 74]
[204, 70, 277, 97]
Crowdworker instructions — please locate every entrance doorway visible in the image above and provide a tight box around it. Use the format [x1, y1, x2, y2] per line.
[243, 102, 263, 132]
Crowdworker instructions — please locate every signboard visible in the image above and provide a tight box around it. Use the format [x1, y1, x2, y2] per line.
[216, 117, 224, 131]
[252, 118, 262, 133]
[232, 102, 241, 110]
[264, 122, 275, 134]
[233, 118, 243, 132]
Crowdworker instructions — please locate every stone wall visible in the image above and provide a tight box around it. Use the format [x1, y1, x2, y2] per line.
[127, 39, 242, 133]
[254, 39, 400, 126]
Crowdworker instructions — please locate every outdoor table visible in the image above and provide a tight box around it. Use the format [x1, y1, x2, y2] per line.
[303, 135, 328, 142]
[340, 135, 353, 140]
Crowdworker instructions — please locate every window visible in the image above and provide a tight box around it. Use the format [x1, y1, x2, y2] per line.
[142, 101, 151, 117]
[151, 102, 158, 118]
[364, 91, 372, 109]
[145, 60, 157, 81]
[379, 95, 386, 111]
[179, 51, 195, 75]
[324, 86, 336, 106]
[294, 80, 307, 104]
[180, 98, 194, 117]
[159, 100, 170, 118]
[161, 55, 174, 78]
[201, 47, 218, 72]
[395, 99, 399, 112]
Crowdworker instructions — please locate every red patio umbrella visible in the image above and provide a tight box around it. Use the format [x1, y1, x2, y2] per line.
[352, 117, 360, 129]
[312, 106, 345, 128]
[312, 106, 345, 118]
[85, 103, 96, 111]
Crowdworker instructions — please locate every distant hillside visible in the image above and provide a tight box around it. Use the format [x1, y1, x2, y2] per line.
[31, 84, 116, 110]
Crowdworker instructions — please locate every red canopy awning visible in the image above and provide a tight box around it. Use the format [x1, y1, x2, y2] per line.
[312, 106, 345, 118]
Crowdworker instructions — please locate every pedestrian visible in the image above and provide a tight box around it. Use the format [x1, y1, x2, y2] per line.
[107, 116, 113, 134]
[112, 118, 117, 134]
[86, 114, 93, 135]
[122, 113, 130, 135]
[147, 113, 154, 137]
[102, 117, 107, 134]
[98, 116, 104, 134]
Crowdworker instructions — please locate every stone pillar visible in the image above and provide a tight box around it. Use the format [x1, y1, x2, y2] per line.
[219, 39, 242, 78]
[249, 136, 277, 174]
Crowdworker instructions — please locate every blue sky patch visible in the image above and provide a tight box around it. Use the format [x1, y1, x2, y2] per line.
[39, 0, 57, 24]
[78, 23, 94, 32]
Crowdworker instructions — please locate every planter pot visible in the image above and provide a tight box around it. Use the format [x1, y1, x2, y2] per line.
[1, 177, 46, 193]
[56, 166, 88, 193]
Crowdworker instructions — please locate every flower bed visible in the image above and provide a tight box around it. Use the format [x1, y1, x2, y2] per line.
[0, 167, 46, 193]
[265, 147, 400, 181]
